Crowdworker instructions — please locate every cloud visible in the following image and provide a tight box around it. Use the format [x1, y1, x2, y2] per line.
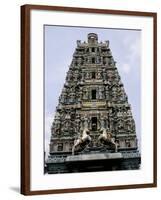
[120, 35, 141, 75]
[123, 35, 141, 63]
[129, 39, 141, 63]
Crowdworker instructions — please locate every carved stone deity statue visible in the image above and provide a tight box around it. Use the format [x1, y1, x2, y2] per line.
[98, 86, 104, 99]
[100, 114, 106, 128]
[116, 118, 124, 132]
[97, 71, 102, 79]
[83, 87, 89, 100]
[83, 115, 89, 129]
[75, 115, 81, 132]
[86, 72, 90, 79]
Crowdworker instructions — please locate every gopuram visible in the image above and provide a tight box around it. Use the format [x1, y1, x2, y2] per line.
[46, 33, 141, 174]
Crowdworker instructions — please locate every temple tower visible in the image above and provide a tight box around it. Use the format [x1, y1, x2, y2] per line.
[46, 33, 141, 173]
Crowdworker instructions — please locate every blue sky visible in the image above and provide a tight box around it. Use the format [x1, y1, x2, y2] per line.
[44, 25, 141, 154]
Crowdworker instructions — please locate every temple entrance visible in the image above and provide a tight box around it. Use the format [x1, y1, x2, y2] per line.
[91, 117, 97, 131]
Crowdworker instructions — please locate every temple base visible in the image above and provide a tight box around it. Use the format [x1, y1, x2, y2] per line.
[46, 151, 141, 174]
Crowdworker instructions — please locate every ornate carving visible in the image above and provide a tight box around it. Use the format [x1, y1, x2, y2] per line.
[49, 33, 138, 155]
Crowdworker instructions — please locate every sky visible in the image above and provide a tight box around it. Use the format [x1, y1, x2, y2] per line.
[44, 25, 141, 156]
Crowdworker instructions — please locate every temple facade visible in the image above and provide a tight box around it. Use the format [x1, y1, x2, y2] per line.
[46, 33, 141, 173]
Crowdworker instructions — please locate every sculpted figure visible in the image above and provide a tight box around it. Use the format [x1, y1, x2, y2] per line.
[67, 71, 73, 81]
[126, 118, 135, 131]
[117, 119, 124, 131]
[83, 115, 89, 129]
[75, 115, 81, 131]
[83, 88, 89, 99]
[53, 120, 61, 135]
[100, 114, 106, 128]
[111, 86, 119, 100]
[98, 128, 117, 152]
[86, 72, 90, 79]
[98, 86, 104, 99]
[97, 72, 102, 79]
[72, 128, 91, 155]
[81, 72, 85, 81]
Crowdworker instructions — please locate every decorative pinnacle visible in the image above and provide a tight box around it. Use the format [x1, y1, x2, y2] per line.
[88, 33, 98, 43]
